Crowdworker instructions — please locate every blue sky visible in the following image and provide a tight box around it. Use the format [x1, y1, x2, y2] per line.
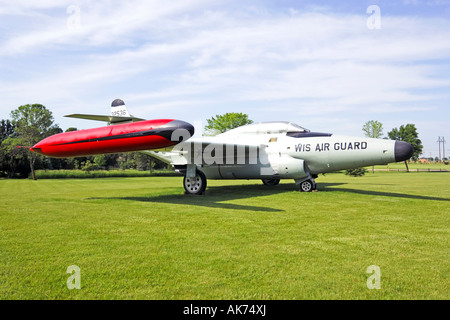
[0, 0, 449, 158]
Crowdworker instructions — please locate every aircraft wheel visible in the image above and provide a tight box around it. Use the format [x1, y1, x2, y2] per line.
[262, 178, 280, 186]
[299, 179, 315, 192]
[183, 170, 207, 195]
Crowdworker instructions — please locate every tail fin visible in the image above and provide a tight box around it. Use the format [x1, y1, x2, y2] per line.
[65, 98, 145, 124]
[110, 98, 131, 118]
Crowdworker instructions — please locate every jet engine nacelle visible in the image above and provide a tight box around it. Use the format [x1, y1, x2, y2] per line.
[267, 155, 309, 179]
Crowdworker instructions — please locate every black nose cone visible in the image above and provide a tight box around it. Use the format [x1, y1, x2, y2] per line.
[162, 120, 195, 142]
[395, 141, 414, 162]
[174, 120, 195, 138]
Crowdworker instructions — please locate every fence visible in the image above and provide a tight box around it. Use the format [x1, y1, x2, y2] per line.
[374, 168, 449, 172]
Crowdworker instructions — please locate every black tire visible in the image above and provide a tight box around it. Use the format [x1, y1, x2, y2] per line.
[262, 178, 280, 186]
[299, 179, 315, 192]
[183, 170, 207, 195]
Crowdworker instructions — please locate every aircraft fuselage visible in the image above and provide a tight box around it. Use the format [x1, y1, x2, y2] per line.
[168, 129, 413, 183]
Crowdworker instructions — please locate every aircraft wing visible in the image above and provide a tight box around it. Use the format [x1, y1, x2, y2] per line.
[65, 114, 145, 124]
[141, 148, 177, 164]
[142, 138, 270, 166]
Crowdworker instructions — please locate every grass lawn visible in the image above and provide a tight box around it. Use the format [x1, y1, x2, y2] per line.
[0, 171, 448, 299]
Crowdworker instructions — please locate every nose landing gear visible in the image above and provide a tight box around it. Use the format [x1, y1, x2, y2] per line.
[299, 179, 316, 192]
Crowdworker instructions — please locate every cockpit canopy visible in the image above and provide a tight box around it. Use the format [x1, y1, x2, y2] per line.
[221, 121, 310, 136]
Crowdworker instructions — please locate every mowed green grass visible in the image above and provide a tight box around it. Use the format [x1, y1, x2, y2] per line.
[0, 172, 448, 300]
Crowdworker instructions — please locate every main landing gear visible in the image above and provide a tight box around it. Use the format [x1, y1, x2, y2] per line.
[261, 178, 280, 186]
[295, 174, 318, 192]
[183, 170, 207, 195]
[262, 177, 317, 192]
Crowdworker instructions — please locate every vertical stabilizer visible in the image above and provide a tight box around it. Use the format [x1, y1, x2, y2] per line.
[111, 98, 131, 117]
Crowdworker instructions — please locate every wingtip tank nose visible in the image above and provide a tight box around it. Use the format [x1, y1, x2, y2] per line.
[168, 120, 195, 139]
[180, 120, 195, 137]
[395, 141, 414, 162]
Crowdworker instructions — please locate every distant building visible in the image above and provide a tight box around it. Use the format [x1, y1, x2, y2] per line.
[418, 158, 430, 164]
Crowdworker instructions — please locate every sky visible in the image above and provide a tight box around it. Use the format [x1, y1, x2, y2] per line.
[0, 0, 449, 158]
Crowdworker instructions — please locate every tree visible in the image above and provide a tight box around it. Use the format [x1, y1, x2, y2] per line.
[130, 152, 156, 172]
[1, 119, 15, 140]
[0, 119, 16, 176]
[204, 113, 253, 136]
[1, 136, 31, 178]
[362, 120, 383, 139]
[362, 120, 383, 173]
[388, 124, 423, 172]
[10, 104, 61, 180]
[93, 154, 108, 169]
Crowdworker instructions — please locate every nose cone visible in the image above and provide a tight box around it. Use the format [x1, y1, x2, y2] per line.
[176, 120, 195, 138]
[162, 120, 195, 142]
[395, 141, 414, 162]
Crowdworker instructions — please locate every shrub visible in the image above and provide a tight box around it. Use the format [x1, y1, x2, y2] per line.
[345, 167, 367, 177]
[81, 160, 98, 172]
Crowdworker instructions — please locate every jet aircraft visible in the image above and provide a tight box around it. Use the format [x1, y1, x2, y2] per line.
[31, 100, 414, 195]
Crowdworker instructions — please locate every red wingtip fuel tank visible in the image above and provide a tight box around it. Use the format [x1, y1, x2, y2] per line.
[30, 119, 194, 158]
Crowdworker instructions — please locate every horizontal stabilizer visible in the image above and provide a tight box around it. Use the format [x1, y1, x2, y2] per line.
[65, 114, 145, 124]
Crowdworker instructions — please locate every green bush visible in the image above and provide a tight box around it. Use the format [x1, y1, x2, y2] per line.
[345, 167, 367, 177]
[81, 160, 98, 172]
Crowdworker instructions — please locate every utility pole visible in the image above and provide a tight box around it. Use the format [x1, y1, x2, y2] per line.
[437, 136, 446, 161]
[443, 137, 446, 160]
[437, 136, 441, 161]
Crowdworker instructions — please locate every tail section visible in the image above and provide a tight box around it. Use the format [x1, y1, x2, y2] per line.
[110, 98, 131, 118]
[65, 98, 145, 124]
